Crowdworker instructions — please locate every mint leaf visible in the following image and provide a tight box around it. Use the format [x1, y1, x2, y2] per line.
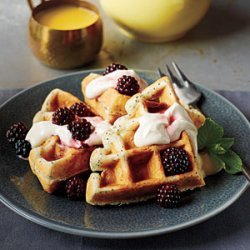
[219, 150, 243, 174]
[198, 118, 224, 150]
[217, 138, 234, 150]
[209, 144, 226, 155]
[197, 118, 243, 175]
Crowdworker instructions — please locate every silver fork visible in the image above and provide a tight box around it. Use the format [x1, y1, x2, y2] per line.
[158, 62, 202, 106]
[158, 62, 250, 182]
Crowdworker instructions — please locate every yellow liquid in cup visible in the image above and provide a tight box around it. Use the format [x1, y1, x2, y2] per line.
[35, 4, 98, 30]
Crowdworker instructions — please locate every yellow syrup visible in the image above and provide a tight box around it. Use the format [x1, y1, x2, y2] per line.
[35, 4, 98, 30]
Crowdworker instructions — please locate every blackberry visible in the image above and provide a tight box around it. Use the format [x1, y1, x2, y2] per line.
[103, 63, 127, 75]
[161, 147, 190, 176]
[52, 107, 74, 125]
[70, 102, 95, 117]
[116, 75, 140, 96]
[157, 184, 182, 208]
[15, 140, 31, 158]
[68, 119, 93, 141]
[6, 122, 28, 145]
[65, 176, 86, 200]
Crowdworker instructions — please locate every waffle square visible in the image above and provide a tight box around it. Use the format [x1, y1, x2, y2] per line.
[33, 88, 83, 123]
[86, 77, 205, 205]
[87, 132, 204, 205]
[125, 76, 205, 129]
[28, 89, 96, 193]
[29, 136, 93, 193]
[81, 73, 132, 124]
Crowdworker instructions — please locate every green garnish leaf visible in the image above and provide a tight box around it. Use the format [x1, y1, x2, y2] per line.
[198, 118, 243, 175]
[198, 118, 224, 150]
[209, 144, 226, 155]
[217, 138, 235, 151]
[219, 150, 243, 174]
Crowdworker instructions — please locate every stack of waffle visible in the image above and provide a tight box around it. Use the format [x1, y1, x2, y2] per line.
[26, 72, 206, 203]
[86, 77, 205, 205]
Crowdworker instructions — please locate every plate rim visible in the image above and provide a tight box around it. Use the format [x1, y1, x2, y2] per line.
[0, 182, 249, 239]
[0, 69, 249, 239]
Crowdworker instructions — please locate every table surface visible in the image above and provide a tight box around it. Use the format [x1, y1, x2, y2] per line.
[0, 0, 250, 249]
[0, 0, 250, 91]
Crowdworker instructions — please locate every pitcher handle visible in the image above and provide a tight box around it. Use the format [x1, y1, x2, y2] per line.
[27, 0, 47, 11]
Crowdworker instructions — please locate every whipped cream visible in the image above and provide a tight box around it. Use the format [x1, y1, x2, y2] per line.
[85, 70, 146, 99]
[84, 117, 112, 146]
[134, 113, 170, 146]
[26, 117, 111, 148]
[134, 103, 197, 152]
[26, 121, 82, 148]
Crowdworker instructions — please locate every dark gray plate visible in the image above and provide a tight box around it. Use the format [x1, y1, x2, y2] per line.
[0, 70, 249, 239]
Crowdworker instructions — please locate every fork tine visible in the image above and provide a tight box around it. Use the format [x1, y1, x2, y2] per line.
[157, 68, 165, 77]
[172, 62, 189, 83]
[166, 65, 182, 87]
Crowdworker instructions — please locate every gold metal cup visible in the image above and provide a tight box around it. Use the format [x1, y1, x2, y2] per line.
[28, 0, 103, 69]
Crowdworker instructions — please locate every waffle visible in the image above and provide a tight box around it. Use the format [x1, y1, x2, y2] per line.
[180, 103, 205, 129]
[29, 89, 97, 193]
[29, 136, 93, 193]
[86, 77, 205, 205]
[81, 73, 135, 124]
[33, 88, 85, 123]
[124, 76, 205, 129]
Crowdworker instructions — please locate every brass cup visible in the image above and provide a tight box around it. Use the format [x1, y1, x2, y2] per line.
[28, 0, 103, 69]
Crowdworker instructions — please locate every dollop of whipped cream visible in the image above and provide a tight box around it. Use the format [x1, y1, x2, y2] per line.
[134, 103, 197, 152]
[85, 70, 146, 99]
[26, 117, 111, 148]
[84, 117, 111, 146]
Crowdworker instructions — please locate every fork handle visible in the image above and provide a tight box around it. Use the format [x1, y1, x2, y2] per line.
[242, 165, 250, 182]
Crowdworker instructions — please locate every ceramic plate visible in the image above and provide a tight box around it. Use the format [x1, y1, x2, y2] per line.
[0, 70, 249, 239]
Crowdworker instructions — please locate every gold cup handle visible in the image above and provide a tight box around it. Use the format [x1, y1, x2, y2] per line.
[27, 0, 47, 11]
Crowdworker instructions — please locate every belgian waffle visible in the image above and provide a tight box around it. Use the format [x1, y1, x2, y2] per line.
[29, 89, 96, 193]
[29, 136, 93, 193]
[81, 73, 134, 124]
[86, 77, 205, 205]
[33, 88, 89, 123]
[124, 76, 205, 129]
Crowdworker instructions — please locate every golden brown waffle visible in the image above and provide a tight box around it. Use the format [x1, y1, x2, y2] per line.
[29, 89, 97, 193]
[33, 88, 85, 123]
[81, 73, 132, 124]
[124, 76, 205, 128]
[185, 105, 205, 129]
[29, 136, 93, 193]
[87, 132, 204, 205]
[86, 77, 205, 205]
